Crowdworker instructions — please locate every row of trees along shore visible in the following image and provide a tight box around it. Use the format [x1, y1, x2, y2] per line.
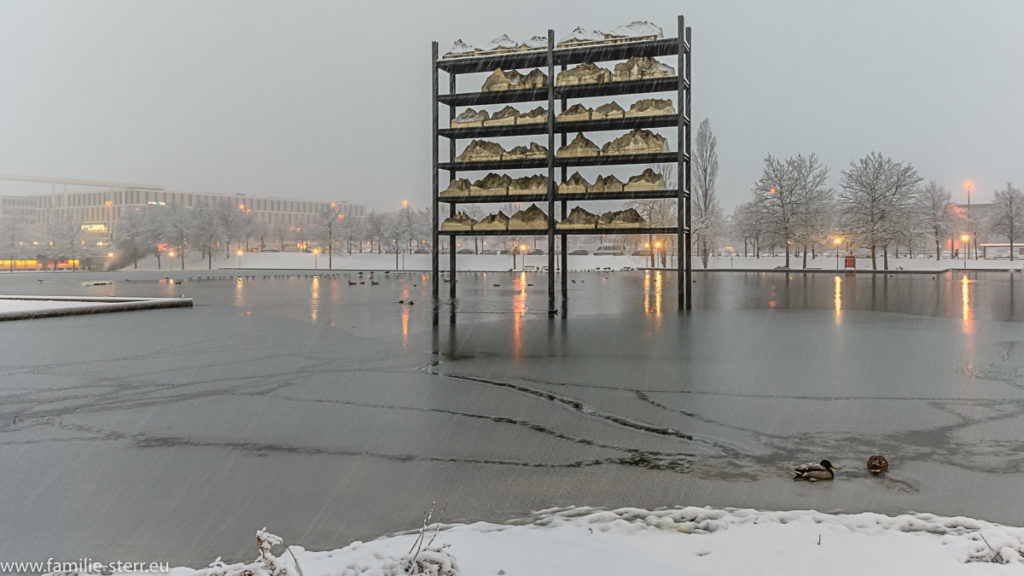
[108, 201, 435, 270]
[3, 118, 1022, 271]
[730, 153, 1024, 270]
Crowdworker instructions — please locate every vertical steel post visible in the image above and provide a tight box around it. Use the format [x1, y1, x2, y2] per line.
[449, 72, 457, 302]
[546, 29, 556, 314]
[676, 16, 686, 310]
[685, 25, 692, 310]
[431, 42, 440, 304]
[559, 63, 569, 307]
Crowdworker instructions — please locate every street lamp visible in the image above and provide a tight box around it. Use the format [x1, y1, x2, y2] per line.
[834, 237, 842, 270]
[312, 248, 319, 271]
[236, 249, 243, 268]
[961, 234, 969, 270]
[965, 180, 974, 258]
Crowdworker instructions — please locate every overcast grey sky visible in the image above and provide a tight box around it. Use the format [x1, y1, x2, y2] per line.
[1, 0, 1022, 212]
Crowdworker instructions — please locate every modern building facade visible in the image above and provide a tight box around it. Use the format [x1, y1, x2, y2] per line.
[0, 174, 365, 246]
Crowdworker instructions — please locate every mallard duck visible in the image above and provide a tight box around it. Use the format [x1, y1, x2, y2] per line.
[867, 455, 889, 474]
[793, 459, 839, 481]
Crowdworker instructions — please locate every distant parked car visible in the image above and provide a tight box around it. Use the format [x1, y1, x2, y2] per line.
[414, 249, 430, 254]
[594, 245, 625, 256]
[530, 248, 545, 255]
[457, 248, 474, 254]
[480, 249, 497, 255]
[632, 249, 652, 256]
[569, 249, 589, 255]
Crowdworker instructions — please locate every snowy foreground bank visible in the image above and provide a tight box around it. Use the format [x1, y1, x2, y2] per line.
[65, 506, 1024, 575]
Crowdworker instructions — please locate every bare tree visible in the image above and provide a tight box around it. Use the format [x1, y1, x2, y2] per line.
[143, 207, 170, 269]
[625, 164, 677, 267]
[751, 153, 830, 268]
[989, 182, 1024, 261]
[692, 118, 723, 268]
[731, 201, 766, 258]
[192, 204, 222, 269]
[215, 201, 244, 258]
[164, 204, 193, 270]
[365, 211, 385, 253]
[915, 180, 953, 260]
[0, 215, 24, 272]
[790, 155, 833, 269]
[114, 209, 148, 269]
[46, 216, 84, 271]
[838, 152, 922, 270]
[314, 203, 345, 268]
[270, 222, 289, 251]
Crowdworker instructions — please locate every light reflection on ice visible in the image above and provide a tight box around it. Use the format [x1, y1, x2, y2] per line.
[834, 274, 842, 325]
[234, 276, 245, 309]
[310, 276, 320, 322]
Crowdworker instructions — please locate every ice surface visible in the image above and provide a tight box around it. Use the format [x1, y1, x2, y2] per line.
[2, 269, 1023, 567]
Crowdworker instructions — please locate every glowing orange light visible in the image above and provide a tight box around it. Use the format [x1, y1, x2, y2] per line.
[965, 180, 974, 190]
[834, 237, 842, 245]
[769, 188, 776, 195]
[402, 200, 409, 207]
[238, 204, 245, 210]
[961, 234, 970, 242]
[107, 252, 114, 258]
[236, 250, 243, 256]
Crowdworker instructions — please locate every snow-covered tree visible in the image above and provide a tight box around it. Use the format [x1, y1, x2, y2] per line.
[143, 207, 170, 269]
[0, 215, 24, 271]
[751, 153, 831, 268]
[914, 181, 953, 261]
[114, 208, 148, 268]
[49, 216, 83, 270]
[838, 152, 922, 270]
[692, 118, 723, 268]
[730, 201, 766, 258]
[988, 182, 1024, 261]
[191, 204, 222, 269]
[215, 201, 244, 257]
[164, 203, 193, 270]
[312, 203, 346, 268]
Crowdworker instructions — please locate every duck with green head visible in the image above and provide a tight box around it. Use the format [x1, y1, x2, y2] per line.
[793, 459, 839, 481]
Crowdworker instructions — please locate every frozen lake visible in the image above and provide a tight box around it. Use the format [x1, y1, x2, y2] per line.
[1, 268, 1023, 566]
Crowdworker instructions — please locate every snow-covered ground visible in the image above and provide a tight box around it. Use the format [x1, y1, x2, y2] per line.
[113, 251, 1024, 273]
[0, 295, 191, 319]
[0, 298, 101, 313]
[72, 506, 1023, 575]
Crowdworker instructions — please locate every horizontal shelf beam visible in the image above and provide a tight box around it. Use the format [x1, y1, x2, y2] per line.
[436, 38, 680, 74]
[439, 88, 548, 107]
[558, 76, 684, 99]
[440, 189, 680, 203]
[438, 77, 686, 107]
[440, 152, 685, 171]
[439, 114, 682, 139]
[439, 227, 679, 236]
